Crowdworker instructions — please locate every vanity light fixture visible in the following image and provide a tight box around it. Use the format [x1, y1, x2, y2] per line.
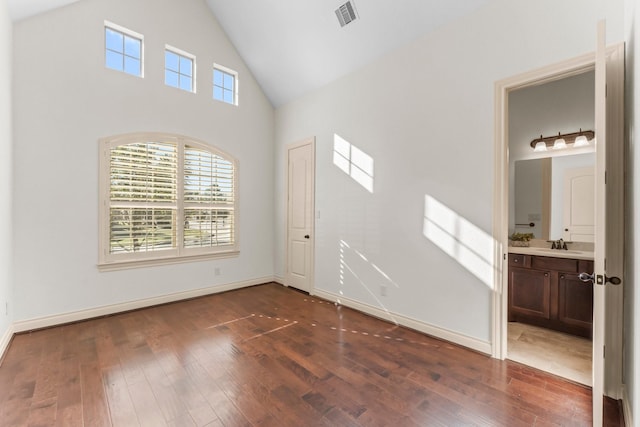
[529, 129, 595, 151]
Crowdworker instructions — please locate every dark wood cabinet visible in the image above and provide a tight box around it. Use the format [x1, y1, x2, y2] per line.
[509, 268, 551, 320]
[558, 272, 594, 330]
[508, 254, 593, 338]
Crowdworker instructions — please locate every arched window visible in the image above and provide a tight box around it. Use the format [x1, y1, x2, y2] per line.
[99, 133, 238, 270]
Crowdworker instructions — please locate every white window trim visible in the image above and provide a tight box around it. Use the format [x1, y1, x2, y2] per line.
[213, 63, 239, 106]
[165, 44, 197, 93]
[104, 20, 145, 78]
[98, 132, 239, 271]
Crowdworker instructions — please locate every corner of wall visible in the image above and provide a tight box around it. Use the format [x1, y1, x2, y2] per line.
[623, 383, 634, 427]
[0, 323, 13, 365]
[0, 0, 14, 362]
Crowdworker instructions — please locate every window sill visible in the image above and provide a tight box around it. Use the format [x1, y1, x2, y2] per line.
[98, 250, 240, 272]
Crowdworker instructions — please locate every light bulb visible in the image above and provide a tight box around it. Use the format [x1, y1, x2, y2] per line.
[534, 141, 547, 152]
[553, 138, 567, 150]
[574, 135, 589, 147]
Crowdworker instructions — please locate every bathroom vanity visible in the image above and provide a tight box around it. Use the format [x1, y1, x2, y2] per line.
[508, 247, 594, 339]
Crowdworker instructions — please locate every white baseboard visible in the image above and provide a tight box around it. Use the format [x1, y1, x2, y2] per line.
[13, 276, 274, 333]
[6, 279, 491, 360]
[0, 323, 14, 366]
[312, 289, 492, 355]
[273, 275, 285, 286]
[622, 384, 633, 427]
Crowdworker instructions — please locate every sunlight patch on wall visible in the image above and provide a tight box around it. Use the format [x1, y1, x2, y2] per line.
[333, 134, 374, 193]
[423, 195, 495, 289]
[339, 239, 398, 324]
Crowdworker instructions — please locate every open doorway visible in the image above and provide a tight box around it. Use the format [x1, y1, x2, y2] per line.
[494, 39, 625, 423]
[506, 70, 596, 385]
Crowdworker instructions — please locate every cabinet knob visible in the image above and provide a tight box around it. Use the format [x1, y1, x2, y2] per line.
[544, 273, 549, 277]
[560, 275, 565, 279]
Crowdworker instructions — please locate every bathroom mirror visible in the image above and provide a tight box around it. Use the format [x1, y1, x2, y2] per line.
[513, 152, 596, 242]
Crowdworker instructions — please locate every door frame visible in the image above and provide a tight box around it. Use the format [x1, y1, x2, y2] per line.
[284, 137, 316, 294]
[492, 46, 624, 398]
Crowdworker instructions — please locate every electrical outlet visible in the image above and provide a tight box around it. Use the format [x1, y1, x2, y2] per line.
[214, 267, 221, 276]
[380, 285, 387, 297]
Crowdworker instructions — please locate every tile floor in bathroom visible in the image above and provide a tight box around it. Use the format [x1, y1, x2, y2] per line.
[507, 321, 592, 386]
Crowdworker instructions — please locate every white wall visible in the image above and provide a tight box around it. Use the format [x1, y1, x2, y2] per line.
[624, 0, 639, 422]
[11, 0, 275, 322]
[274, 0, 624, 346]
[0, 0, 13, 345]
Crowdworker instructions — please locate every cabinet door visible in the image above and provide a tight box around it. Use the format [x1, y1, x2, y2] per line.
[509, 268, 551, 319]
[558, 272, 593, 333]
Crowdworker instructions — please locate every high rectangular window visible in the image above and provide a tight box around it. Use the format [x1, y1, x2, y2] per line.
[105, 22, 143, 77]
[165, 47, 195, 92]
[213, 64, 237, 105]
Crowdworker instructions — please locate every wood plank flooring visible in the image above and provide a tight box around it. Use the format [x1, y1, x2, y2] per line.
[0, 283, 623, 426]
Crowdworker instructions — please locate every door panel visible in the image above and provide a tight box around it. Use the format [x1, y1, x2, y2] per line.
[563, 167, 595, 242]
[290, 241, 307, 276]
[509, 268, 551, 319]
[558, 273, 594, 329]
[291, 161, 307, 228]
[286, 140, 315, 292]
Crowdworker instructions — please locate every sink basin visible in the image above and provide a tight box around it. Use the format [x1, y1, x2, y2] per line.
[508, 246, 594, 260]
[530, 248, 582, 254]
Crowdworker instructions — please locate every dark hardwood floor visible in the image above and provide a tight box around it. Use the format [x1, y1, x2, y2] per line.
[0, 283, 623, 426]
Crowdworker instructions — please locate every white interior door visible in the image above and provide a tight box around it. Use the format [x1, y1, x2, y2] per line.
[286, 139, 315, 293]
[563, 167, 595, 242]
[589, 22, 625, 423]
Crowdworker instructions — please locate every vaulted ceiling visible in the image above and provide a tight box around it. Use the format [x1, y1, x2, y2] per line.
[8, 0, 490, 107]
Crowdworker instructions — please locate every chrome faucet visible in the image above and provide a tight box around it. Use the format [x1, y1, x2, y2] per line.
[547, 239, 573, 251]
[551, 238, 568, 250]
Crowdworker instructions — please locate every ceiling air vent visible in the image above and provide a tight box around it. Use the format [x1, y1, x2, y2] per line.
[335, 1, 358, 27]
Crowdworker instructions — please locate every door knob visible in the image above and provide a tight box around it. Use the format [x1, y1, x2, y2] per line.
[304, 235, 310, 239]
[603, 275, 622, 285]
[579, 272, 622, 285]
[579, 272, 594, 283]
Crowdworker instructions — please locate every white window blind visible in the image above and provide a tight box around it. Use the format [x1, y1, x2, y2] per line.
[109, 142, 177, 254]
[100, 133, 238, 269]
[183, 146, 235, 248]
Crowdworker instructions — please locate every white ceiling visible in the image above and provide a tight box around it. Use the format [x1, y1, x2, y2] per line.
[8, 0, 490, 107]
[7, 0, 82, 21]
[206, 0, 489, 106]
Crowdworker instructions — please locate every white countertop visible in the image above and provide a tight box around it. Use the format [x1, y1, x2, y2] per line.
[508, 246, 594, 261]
